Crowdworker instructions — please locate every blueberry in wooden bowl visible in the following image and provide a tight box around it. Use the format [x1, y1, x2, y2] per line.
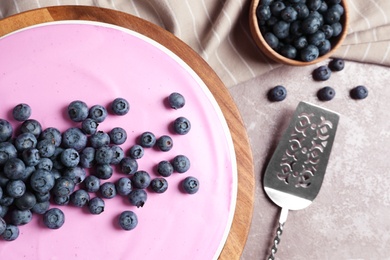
[249, 0, 349, 66]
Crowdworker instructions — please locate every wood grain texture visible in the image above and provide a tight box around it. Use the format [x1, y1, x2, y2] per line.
[0, 6, 255, 259]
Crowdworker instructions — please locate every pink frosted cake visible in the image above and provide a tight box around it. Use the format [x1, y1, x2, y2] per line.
[0, 21, 237, 259]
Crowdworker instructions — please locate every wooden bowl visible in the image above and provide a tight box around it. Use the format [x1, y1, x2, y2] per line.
[249, 0, 349, 66]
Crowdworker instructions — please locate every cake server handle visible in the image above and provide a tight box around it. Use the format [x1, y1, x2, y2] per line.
[267, 207, 289, 260]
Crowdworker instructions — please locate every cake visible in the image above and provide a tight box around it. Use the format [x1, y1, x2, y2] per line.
[0, 21, 237, 259]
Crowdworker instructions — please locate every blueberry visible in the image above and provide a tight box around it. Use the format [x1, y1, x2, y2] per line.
[40, 127, 62, 147]
[111, 97, 130, 115]
[37, 139, 56, 158]
[301, 15, 321, 34]
[53, 177, 75, 197]
[14, 191, 37, 210]
[273, 20, 290, 39]
[181, 176, 200, 194]
[22, 148, 40, 166]
[300, 45, 319, 62]
[321, 24, 334, 39]
[168, 92, 185, 109]
[118, 210, 138, 231]
[109, 127, 127, 145]
[329, 3, 344, 15]
[79, 147, 95, 168]
[0, 119, 13, 142]
[172, 155, 191, 173]
[31, 201, 50, 214]
[61, 148, 80, 168]
[62, 166, 86, 184]
[43, 208, 65, 229]
[139, 131, 156, 148]
[0, 217, 6, 235]
[30, 169, 55, 194]
[10, 209, 32, 226]
[156, 135, 173, 152]
[53, 195, 70, 206]
[128, 189, 147, 208]
[12, 103, 31, 121]
[95, 164, 113, 180]
[0, 142, 17, 165]
[88, 105, 107, 123]
[318, 1, 328, 12]
[307, 0, 322, 11]
[1, 224, 19, 241]
[120, 157, 138, 175]
[318, 39, 331, 55]
[281, 6, 298, 22]
[317, 86, 336, 101]
[293, 36, 308, 49]
[20, 119, 42, 137]
[36, 158, 53, 171]
[293, 3, 310, 19]
[324, 8, 341, 24]
[81, 118, 99, 135]
[115, 177, 132, 196]
[157, 160, 174, 177]
[95, 145, 113, 165]
[174, 117, 191, 135]
[6, 180, 26, 198]
[329, 58, 345, 71]
[150, 178, 168, 193]
[128, 145, 143, 160]
[62, 127, 87, 151]
[132, 171, 151, 189]
[67, 100, 89, 122]
[84, 175, 101, 193]
[256, 4, 272, 22]
[270, 1, 286, 17]
[3, 158, 26, 180]
[0, 206, 7, 218]
[110, 145, 125, 165]
[313, 65, 332, 81]
[263, 32, 279, 49]
[100, 182, 117, 199]
[50, 147, 65, 170]
[89, 131, 110, 148]
[268, 85, 287, 102]
[0, 196, 14, 207]
[331, 22, 342, 37]
[88, 197, 105, 214]
[289, 20, 303, 38]
[308, 31, 325, 46]
[14, 132, 37, 152]
[70, 189, 90, 207]
[35, 192, 50, 203]
[350, 85, 368, 100]
[279, 44, 297, 59]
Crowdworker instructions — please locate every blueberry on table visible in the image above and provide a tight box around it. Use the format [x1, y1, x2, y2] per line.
[62, 127, 87, 151]
[129, 145, 144, 160]
[14, 132, 38, 152]
[95, 145, 114, 165]
[79, 147, 95, 168]
[36, 158, 53, 171]
[30, 169, 55, 194]
[96, 164, 114, 180]
[329, 58, 345, 71]
[100, 182, 117, 199]
[150, 178, 168, 193]
[12, 103, 31, 121]
[43, 208, 65, 229]
[317, 86, 336, 101]
[132, 171, 151, 189]
[120, 157, 138, 175]
[53, 177, 75, 197]
[62, 166, 86, 184]
[14, 191, 37, 211]
[31, 201, 50, 215]
[40, 127, 62, 147]
[67, 100, 89, 122]
[3, 158, 26, 180]
[60, 148, 80, 168]
[20, 119, 42, 137]
[22, 148, 41, 166]
[312, 65, 332, 81]
[89, 105, 108, 123]
[111, 97, 130, 115]
[37, 139, 56, 158]
[6, 180, 26, 198]
[139, 131, 156, 148]
[172, 155, 191, 173]
[115, 177, 132, 196]
[89, 131, 110, 149]
[168, 92, 186, 109]
[70, 189, 90, 207]
[173, 117, 191, 135]
[268, 85, 287, 102]
[10, 209, 32, 226]
[350, 85, 368, 100]
[181, 176, 200, 194]
[156, 135, 173, 152]
[84, 175, 101, 193]
[0, 119, 13, 142]
[157, 160, 174, 177]
[0, 142, 17, 165]
[118, 211, 138, 231]
[81, 118, 99, 135]
[110, 145, 125, 165]
[128, 189, 147, 208]
[88, 197, 105, 215]
[1, 224, 19, 241]
[109, 127, 127, 145]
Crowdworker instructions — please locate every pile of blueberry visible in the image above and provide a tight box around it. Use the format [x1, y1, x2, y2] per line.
[256, 0, 345, 62]
[0, 92, 199, 241]
[267, 58, 369, 102]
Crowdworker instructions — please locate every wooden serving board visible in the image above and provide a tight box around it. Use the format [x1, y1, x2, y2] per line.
[0, 6, 255, 259]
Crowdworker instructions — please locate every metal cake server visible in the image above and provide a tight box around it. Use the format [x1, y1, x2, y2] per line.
[264, 102, 339, 260]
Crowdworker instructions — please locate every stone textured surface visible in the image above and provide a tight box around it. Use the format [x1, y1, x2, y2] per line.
[230, 61, 390, 259]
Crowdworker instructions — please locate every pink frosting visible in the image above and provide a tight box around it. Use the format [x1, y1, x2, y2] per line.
[0, 22, 236, 259]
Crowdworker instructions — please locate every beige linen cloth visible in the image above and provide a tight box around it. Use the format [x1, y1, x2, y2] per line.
[0, 0, 389, 88]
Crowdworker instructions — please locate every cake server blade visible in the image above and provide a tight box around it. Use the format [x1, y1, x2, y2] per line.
[264, 101, 339, 259]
